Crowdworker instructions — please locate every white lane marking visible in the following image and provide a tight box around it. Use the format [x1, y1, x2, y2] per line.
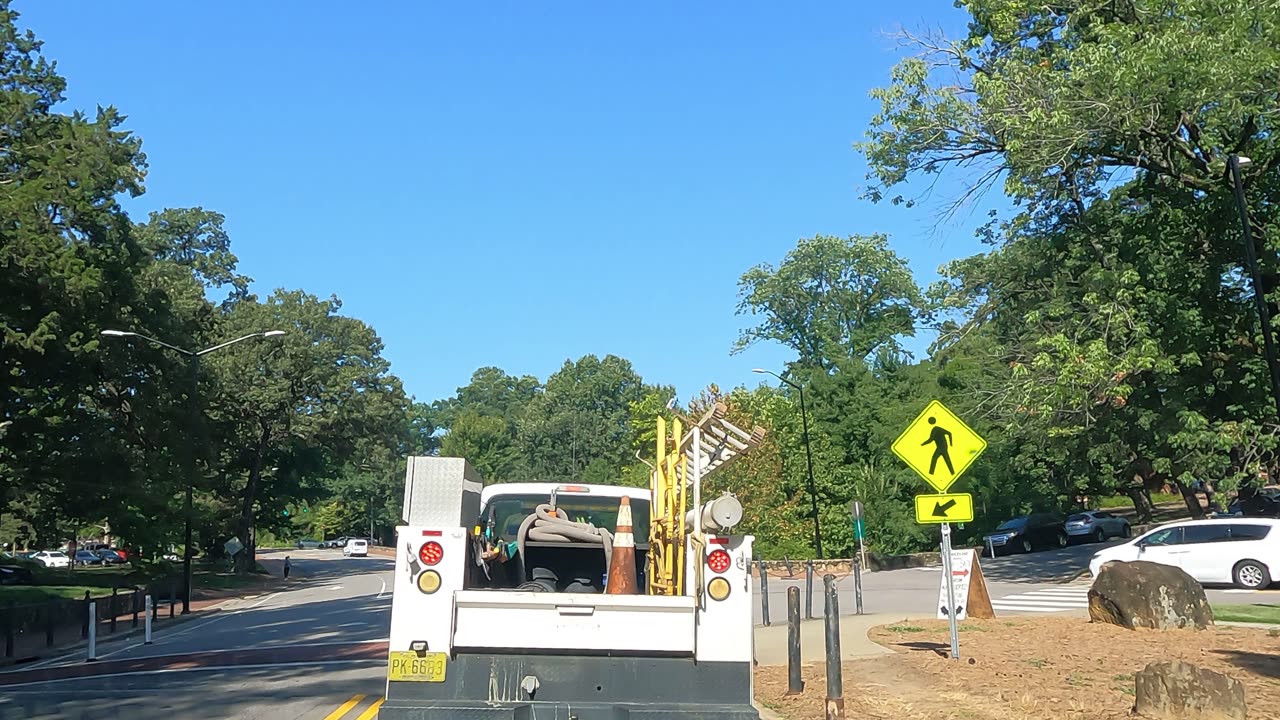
[1222, 589, 1259, 594]
[376, 577, 387, 599]
[0, 658, 385, 689]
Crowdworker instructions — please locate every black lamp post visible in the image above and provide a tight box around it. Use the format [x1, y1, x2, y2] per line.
[100, 329, 285, 613]
[753, 368, 824, 559]
[1228, 154, 1280, 419]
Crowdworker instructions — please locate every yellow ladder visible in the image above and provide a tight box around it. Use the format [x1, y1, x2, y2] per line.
[646, 403, 767, 596]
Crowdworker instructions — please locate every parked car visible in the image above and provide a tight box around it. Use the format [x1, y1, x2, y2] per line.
[982, 513, 1069, 555]
[295, 539, 322, 550]
[1228, 486, 1280, 517]
[0, 565, 32, 585]
[1090, 518, 1280, 589]
[322, 536, 349, 550]
[1064, 510, 1132, 543]
[343, 538, 369, 557]
[96, 549, 126, 565]
[31, 550, 70, 568]
[74, 550, 103, 566]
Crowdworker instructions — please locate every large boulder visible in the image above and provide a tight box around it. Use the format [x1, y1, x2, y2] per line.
[1089, 560, 1214, 630]
[1134, 660, 1247, 720]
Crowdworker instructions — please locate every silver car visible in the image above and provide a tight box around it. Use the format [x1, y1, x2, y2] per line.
[1065, 510, 1131, 543]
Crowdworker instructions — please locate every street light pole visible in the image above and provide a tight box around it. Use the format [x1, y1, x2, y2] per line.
[100, 329, 285, 614]
[182, 353, 199, 614]
[1229, 154, 1280, 419]
[754, 368, 824, 559]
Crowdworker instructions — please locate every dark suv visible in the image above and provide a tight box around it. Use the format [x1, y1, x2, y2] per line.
[982, 513, 1068, 556]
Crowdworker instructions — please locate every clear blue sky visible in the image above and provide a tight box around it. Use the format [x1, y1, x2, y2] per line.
[19, 1, 993, 404]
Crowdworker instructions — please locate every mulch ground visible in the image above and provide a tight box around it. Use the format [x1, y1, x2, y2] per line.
[755, 617, 1280, 719]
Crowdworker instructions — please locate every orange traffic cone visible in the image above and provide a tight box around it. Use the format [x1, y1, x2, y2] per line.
[605, 496, 638, 595]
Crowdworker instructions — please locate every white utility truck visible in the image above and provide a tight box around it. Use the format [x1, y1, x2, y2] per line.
[379, 404, 766, 719]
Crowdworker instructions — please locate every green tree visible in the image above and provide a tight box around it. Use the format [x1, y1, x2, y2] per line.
[203, 289, 408, 570]
[519, 355, 653, 482]
[734, 234, 923, 369]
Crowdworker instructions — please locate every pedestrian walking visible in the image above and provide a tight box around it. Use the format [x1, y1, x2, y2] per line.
[283, 556, 291, 579]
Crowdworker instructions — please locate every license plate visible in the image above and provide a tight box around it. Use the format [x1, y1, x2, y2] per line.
[387, 651, 447, 682]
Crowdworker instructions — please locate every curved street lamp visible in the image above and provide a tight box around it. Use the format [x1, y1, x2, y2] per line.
[753, 368, 824, 559]
[100, 328, 286, 613]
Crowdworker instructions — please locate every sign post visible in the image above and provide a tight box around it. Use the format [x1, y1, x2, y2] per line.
[891, 399, 988, 661]
[939, 524, 959, 659]
[850, 500, 868, 571]
[849, 500, 866, 613]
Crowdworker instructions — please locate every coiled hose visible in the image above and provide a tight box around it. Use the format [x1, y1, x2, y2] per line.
[515, 504, 614, 586]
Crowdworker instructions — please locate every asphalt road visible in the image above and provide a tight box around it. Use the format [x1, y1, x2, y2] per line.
[5, 539, 1278, 719]
[752, 537, 1280, 623]
[0, 550, 392, 720]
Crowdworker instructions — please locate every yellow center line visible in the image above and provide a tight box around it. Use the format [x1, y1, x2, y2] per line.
[322, 694, 366, 720]
[355, 698, 385, 720]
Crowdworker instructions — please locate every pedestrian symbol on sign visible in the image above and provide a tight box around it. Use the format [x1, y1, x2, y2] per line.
[922, 416, 954, 476]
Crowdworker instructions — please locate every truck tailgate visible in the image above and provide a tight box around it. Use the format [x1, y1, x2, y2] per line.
[451, 591, 696, 654]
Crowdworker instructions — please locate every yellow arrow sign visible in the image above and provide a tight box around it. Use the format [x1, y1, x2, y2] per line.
[892, 400, 987, 493]
[914, 493, 974, 524]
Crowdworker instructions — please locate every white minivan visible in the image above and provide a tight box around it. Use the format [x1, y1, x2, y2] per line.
[1089, 518, 1280, 589]
[343, 538, 369, 557]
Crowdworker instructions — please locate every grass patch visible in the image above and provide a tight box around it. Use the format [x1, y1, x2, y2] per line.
[0, 585, 114, 603]
[886, 624, 927, 633]
[1213, 604, 1280, 624]
[1096, 492, 1181, 509]
[958, 623, 987, 632]
[1027, 659, 1048, 668]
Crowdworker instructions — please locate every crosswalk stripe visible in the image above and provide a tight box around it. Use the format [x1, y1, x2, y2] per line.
[990, 585, 1093, 614]
[988, 599, 1080, 609]
[995, 598, 1088, 607]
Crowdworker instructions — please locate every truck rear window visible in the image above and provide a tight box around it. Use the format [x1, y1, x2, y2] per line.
[486, 494, 651, 543]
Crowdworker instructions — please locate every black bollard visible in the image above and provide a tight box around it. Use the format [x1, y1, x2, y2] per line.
[805, 560, 814, 620]
[110, 588, 118, 634]
[758, 559, 770, 626]
[81, 591, 91, 639]
[823, 573, 844, 720]
[786, 586, 804, 695]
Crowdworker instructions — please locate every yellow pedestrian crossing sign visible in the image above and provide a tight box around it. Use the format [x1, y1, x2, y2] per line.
[892, 400, 986, 493]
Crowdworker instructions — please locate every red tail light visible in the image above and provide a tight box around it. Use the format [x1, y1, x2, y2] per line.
[419, 541, 444, 566]
[707, 549, 731, 574]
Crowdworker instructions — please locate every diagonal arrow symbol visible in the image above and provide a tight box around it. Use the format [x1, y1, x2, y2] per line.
[932, 499, 957, 517]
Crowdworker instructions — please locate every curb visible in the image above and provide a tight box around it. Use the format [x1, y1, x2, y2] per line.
[1217, 620, 1280, 630]
[754, 700, 786, 720]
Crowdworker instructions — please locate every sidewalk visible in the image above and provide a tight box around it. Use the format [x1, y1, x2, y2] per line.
[753, 613, 917, 666]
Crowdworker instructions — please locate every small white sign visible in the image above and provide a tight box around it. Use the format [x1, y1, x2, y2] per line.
[936, 549, 975, 620]
[224, 537, 244, 557]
